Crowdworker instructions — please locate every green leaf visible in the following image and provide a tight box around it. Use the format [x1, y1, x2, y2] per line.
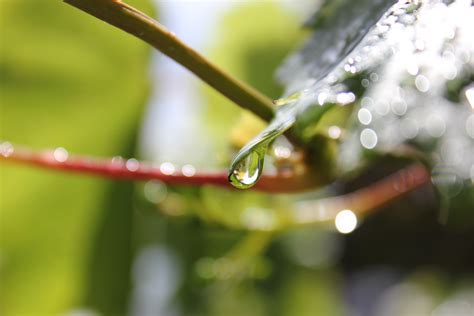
[229, 0, 474, 189]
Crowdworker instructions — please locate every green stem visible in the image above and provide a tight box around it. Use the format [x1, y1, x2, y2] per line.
[64, 0, 275, 122]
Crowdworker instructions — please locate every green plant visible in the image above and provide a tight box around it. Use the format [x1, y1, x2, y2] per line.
[1, 0, 473, 315]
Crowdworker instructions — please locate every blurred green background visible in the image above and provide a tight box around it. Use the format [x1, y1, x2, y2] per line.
[0, 0, 152, 314]
[1, 1, 473, 316]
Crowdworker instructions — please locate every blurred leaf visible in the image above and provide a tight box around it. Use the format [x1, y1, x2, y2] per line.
[0, 0, 152, 314]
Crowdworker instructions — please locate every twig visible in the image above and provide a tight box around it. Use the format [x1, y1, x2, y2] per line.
[64, 0, 275, 122]
[0, 143, 319, 193]
[0, 142, 430, 199]
[292, 164, 431, 226]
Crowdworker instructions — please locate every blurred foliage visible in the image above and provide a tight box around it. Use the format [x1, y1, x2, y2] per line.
[1, 1, 474, 316]
[0, 0, 153, 314]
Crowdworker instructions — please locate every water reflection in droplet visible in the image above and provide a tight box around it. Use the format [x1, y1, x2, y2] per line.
[415, 74, 430, 92]
[160, 162, 175, 175]
[318, 92, 328, 105]
[273, 146, 291, 159]
[336, 92, 356, 105]
[229, 149, 265, 189]
[360, 128, 378, 149]
[335, 210, 357, 234]
[0, 142, 14, 157]
[126, 158, 140, 172]
[53, 147, 68, 163]
[370, 73, 379, 82]
[391, 100, 408, 116]
[358, 108, 373, 125]
[181, 164, 195, 177]
[111, 156, 125, 168]
[273, 92, 301, 107]
[328, 126, 342, 139]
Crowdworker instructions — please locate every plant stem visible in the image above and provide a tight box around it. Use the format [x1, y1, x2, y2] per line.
[1, 143, 430, 200]
[64, 0, 275, 122]
[292, 164, 430, 226]
[0, 143, 319, 193]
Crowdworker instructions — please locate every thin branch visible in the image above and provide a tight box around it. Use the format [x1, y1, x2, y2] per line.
[292, 164, 431, 226]
[64, 0, 275, 122]
[0, 143, 430, 200]
[0, 143, 319, 193]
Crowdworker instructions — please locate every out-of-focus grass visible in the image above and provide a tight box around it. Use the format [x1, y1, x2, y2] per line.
[0, 0, 152, 314]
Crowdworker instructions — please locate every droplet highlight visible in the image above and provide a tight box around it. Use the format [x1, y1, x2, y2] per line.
[335, 210, 358, 234]
[229, 148, 265, 189]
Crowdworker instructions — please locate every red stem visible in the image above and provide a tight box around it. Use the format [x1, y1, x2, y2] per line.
[0, 143, 431, 198]
[0, 143, 318, 193]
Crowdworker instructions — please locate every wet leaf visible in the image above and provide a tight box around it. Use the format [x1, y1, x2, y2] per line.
[229, 0, 474, 190]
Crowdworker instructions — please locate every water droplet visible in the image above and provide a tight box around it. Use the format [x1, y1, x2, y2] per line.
[273, 146, 291, 159]
[360, 128, 378, 149]
[53, 147, 68, 162]
[328, 126, 342, 139]
[317, 92, 328, 105]
[181, 164, 195, 177]
[358, 108, 373, 125]
[336, 92, 356, 105]
[415, 74, 430, 92]
[391, 100, 408, 116]
[110, 156, 125, 170]
[369, 73, 379, 82]
[229, 121, 292, 189]
[335, 210, 357, 234]
[0, 142, 14, 157]
[361, 79, 370, 88]
[273, 92, 301, 107]
[126, 158, 140, 171]
[160, 162, 175, 175]
[229, 148, 265, 189]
